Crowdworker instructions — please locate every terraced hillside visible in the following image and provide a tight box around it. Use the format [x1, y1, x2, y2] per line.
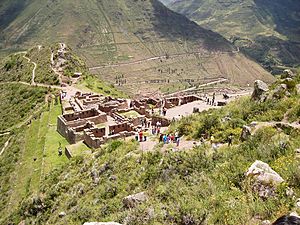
[1, 72, 300, 225]
[162, 0, 300, 73]
[0, 0, 274, 94]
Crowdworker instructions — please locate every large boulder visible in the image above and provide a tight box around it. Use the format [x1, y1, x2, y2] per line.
[272, 84, 288, 99]
[246, 160, 284, 198]
[83, 223, 122, 225]
[282, 69, 295, 79]
[296, 84, 300, 95]
[240, 125, 252, 141]
[123, 192, 147, 208]
[251, 80, 269, 102]
[246, 160, 284, 184]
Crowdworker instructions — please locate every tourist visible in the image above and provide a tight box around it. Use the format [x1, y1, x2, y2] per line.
[212, 92, 216, 105]
[210, 135, 215, 145]
[176, 136, 180, 147]
[163, 134, 168, 144]
[207, 98, 210, 105]
[200, 136, 205, 146]
[159, 133, 164, 143]
[156, 121, 160, 128]
[175, 130, 179, 141]
[143, 130, 148, 141]
[170, 134, 175, 143]
[152, 126, 156, 135]
[135, 131, 139, 141]
[227, 133, 233, 146]
[139, 130, 143, 142]
[157, 127, 160, 135]
[163, 107, 167, 116]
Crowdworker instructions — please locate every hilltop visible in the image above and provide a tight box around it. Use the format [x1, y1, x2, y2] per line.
[163, 0, 300, 73]
[0, 0, 274, 94]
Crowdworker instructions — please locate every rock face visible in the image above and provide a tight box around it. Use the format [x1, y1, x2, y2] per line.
[246, 160, 284, 198]
[83, 223, 122, 225]
[123, 192, 147, 208]
[251, 80, 269, 102]
[283, 69, 295, 78]
[296, 84, 300, 95]
[272, 84, 288, 99]
[246, 160, 284, 184]
[240, 125, 252, 141]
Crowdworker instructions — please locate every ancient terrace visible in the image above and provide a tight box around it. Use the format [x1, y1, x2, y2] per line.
[57, 92, 201, 149]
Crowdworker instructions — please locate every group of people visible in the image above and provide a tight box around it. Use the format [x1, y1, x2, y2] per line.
[135, 129, 149, 142]
[206, 92, 216, 106]
[159, 131, 180, 147]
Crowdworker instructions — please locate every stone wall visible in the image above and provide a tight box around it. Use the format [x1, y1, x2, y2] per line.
[109, 122, 133, 135]
[152, 116, 170, 127]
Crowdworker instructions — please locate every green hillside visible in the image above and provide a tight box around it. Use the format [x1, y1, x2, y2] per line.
[0, 0, 275, 94]
[1, 72, 300, 225]
[163, 0, 300, 73]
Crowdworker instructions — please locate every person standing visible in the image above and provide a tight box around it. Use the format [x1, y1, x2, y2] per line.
[175, 130, 179, 142]
[228, 133, 233, 146]
[210, 135, 215, 145]
[139, 130, 143, 142]
[176, 136, 180, 147]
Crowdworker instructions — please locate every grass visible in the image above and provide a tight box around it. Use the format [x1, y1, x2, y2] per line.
[120, 110, 141, 118]
[66, 141, 92, 157]
[42, 101, 69, 176]
[76, 75, 128, 98]
[0, 83, 47, 131]
[0, 98, 71, 220]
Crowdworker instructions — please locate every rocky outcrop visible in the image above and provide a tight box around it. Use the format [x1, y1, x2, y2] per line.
[282, 69, 295, 79]
[272, 84, 289, 99]
[246, 160, 284, 184]
[240, 125, 251, 141]
[251, 80, 269, 102]
[123, 192, 147, 208]
[246, 160, 284, 198]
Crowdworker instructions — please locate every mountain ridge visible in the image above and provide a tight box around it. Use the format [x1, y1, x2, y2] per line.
[163, 0, 300, 73]
[0, 0, 274, 94]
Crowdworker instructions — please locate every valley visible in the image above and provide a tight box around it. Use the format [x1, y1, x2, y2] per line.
[0, 1, 299, 224]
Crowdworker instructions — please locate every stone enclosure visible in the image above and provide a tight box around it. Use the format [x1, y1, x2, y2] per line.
[57, 92, 201, 149]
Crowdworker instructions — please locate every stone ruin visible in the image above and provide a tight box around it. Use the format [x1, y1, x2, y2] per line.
[57, 92, 201, 149]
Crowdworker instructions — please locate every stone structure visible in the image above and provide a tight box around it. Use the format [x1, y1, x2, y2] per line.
[58, 92, 201, 149]
[251, 80, 269, 102]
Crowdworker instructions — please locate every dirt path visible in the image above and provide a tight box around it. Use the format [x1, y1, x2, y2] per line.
[22, 54, 37, 85]
[89, 49, 240, 70]
[0, 132, 10, 136]
[165, 78, 228, 97]
[252, 121, 300, 134]
[0, 137, 12, 156]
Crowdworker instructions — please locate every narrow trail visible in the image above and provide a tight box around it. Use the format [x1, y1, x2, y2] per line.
[252, 121, 300, 134]
[22, 54, 37, 85]
[165, 78, 228, 97]
[50, 43, 66, 84]
[89, 49, 240, 70]
[0, 137, 12, 156]
[0, 132, 10, 136]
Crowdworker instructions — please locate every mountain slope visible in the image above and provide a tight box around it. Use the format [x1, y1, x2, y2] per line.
[164, 0, 300, 73]
[0, 0, 274, 94]
[1, 74, 300, 225]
